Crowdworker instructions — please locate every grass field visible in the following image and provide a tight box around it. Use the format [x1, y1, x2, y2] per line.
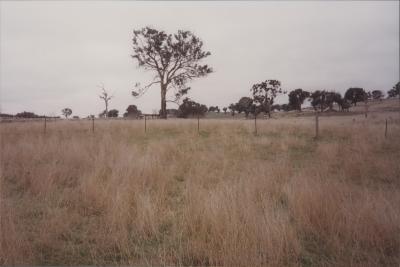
[1, 107, 400, 266]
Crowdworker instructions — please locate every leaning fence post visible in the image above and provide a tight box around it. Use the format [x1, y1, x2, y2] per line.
[385, 119, 388, 138]
[197, 114, 200, 133]
[315, 111, 319, 139]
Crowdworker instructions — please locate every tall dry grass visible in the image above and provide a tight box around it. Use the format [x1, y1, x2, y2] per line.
[1, 115, 399, 266]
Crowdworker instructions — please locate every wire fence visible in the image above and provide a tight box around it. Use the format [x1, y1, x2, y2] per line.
[1, 111, 398, 140]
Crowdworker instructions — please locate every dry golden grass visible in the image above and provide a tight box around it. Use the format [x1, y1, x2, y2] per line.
[1, 113, 400, 266]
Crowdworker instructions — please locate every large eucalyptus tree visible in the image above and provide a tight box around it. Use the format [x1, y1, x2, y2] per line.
[131, 27, 213, 119]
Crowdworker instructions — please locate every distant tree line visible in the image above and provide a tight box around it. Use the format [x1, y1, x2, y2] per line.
[148, 82, 397, 119]
[3, 81, 397, 120]
[218, 84, 398, 118]
[0, 111, 58, 119]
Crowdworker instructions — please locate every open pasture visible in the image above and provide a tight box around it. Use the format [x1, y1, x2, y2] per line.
[1, 113, 400, 266]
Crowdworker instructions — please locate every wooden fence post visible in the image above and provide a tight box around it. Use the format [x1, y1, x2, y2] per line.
[145, 115, 147, 133]
[385, 119, 388, 138]
[197, 115, 200, 133]
[254, 114, 257, 135]
[92, 117, 94, 133]
[44, 117, 47, 134]
[315, 112, 319, 139]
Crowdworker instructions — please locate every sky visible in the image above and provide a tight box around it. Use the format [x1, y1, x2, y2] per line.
[0, 1, 399, 117]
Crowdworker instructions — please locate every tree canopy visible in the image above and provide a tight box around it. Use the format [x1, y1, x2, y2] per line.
[236, 97, 253, 117]
[124, 105, 142, 118]
[371, 90, 384, 100]
[62, 108, 72, 118]
[387, 82, 399, 98]
[107, 109, 119, 118]
[251, 80, 284, 117]
[177, 98, 208, 118]
[344, 87, 366, 106]
[288, 89, 310, 111]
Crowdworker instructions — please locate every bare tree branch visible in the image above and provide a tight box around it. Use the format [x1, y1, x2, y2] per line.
[132, 80, 161, 98]
[98, 84, 113, 118]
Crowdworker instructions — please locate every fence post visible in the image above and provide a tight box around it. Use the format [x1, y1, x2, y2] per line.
[44, 117, 47, 134]
[315, 112, 319, 139]
[145, 115, 147, 133]
[254, 114, 257, 135]
[92, 117, 94, 133]
[385, 119, 388, 138]
[197, 114, 200, 133]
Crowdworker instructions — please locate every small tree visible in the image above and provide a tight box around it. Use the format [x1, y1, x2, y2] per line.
[177, 98, 208, 118]
[372, 90, 384, 101]
[223, 107, 227, 114]
[344, 87, 366, 106]
[236, 97, 253, 118]
[107, 109, 119, 118]
[387, 82, 400, 98]
[131, 27, 213, 119]
[251, 80, 284, 118]
[288, 89, 310, 111]
[124, 105, 142, 118]
[62, 108, 72, 118]
[99, 85, 113, 118]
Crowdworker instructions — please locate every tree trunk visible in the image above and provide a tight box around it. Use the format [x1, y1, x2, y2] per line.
[160, 84, 167, 119]
[105, 101, 108, 118]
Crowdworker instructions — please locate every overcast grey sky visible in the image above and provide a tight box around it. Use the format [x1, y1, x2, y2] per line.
[1, 1, 399, 117]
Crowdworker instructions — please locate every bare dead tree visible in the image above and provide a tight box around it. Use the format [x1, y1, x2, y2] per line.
[99, 84, 113, 118]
